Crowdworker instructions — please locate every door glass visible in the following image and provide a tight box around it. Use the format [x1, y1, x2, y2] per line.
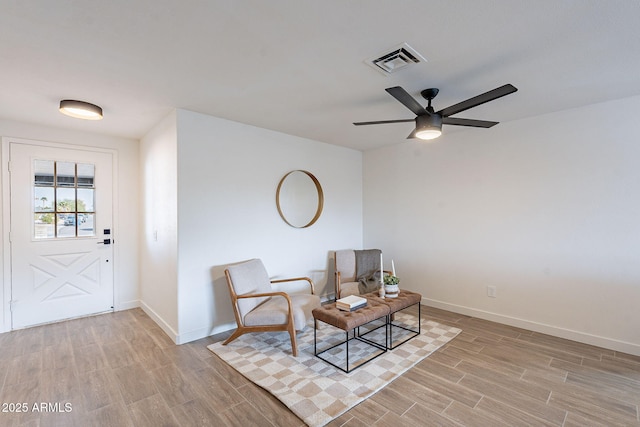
[34, 159, 96, 239]
[77, 188, 94, 211]
[56, 162, 75, 187]
[56, 187, 75, 212]
[34, 214, 54, 239]
[34, 159, 54, 186]
[78, 213, 95, 237]
[34, 187, 54, 211]
[77, 163, 95, 187]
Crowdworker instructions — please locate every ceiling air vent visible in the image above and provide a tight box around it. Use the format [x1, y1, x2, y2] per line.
[366, 43, 426, 75]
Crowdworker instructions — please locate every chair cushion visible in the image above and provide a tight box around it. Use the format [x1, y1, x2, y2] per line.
[338, 281, 360, 298]
[226, 259, 272, 319]
[244, 294, 321, 330]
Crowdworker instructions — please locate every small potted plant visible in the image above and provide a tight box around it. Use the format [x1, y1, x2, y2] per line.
[383, 274, 400, 298]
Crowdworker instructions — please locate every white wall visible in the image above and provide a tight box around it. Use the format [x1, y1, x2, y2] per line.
[0, 119, 140, 333]
[363, 95, 640, 355]
[139, 111, 179, 339]
[174, 109, 362, 343]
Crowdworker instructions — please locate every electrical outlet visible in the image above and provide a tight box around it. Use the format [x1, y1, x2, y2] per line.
[487, 286, 497, 298]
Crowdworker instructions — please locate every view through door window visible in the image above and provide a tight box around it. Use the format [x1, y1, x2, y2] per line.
[33, 159, 96, 239]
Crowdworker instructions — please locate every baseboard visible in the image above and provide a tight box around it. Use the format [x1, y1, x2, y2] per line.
[175, 322, 236, 345]
[115, 299, 139, 311]
[423, 298, 640, 357]
[139, 301, 179, 344]
[138, 293, 332, 345]
[139, 301, 237, 345]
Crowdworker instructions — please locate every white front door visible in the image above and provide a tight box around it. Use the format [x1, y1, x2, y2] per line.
[9, 141, 114, 329]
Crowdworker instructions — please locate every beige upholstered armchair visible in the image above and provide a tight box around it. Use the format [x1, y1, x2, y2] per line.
[223, 258, 320, 356]
[334, 249, 391, 299]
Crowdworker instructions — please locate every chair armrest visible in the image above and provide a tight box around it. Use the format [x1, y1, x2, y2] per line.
[236, 291, 291, 300]
[271, 276, 316, 295]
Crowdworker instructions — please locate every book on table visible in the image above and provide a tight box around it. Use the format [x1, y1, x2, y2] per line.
[337, 301, 367, 312]
[336, 295, 367, 311]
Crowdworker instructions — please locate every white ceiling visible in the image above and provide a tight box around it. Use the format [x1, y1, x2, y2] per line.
[2, 1, 639, 151]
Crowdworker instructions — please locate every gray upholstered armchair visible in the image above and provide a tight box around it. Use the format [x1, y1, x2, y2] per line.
[334, 249, 391, 299]
[334, 249, 360, 299]
[223, 258, 320, 356]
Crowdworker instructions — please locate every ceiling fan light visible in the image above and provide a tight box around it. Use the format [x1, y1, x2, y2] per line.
[414, 114, 442, 140]
[59, 100, 103, 120]
[415, 128, 442, 140]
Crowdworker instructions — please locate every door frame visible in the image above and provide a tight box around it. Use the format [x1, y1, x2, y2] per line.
[1, 137, 120, 333]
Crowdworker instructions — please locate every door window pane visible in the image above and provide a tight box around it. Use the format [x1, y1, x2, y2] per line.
[55, 214, 69, 238]
[57, 214, 76, 238]
[56, 162, 75, 187]
[34, 160, 54, 186]
[77, 163, 95, 187]
[34, 159, 97, 239]
[34, 187, 54, 212]
[56, 188, 76, 212]
[34, 214, 54, 239]
[77, 188, 94, 212]
[78, 213, 95, 237]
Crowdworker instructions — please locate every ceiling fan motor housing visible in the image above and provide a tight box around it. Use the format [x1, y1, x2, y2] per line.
[416, 114, 442, 129]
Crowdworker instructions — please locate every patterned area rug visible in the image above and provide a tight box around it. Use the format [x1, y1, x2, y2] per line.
[208, 312, 461, 427]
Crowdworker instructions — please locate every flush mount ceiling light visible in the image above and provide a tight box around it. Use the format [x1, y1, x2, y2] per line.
[59, 100, 103, 120]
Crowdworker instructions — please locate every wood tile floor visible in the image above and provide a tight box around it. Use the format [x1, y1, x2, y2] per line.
[0, 307, 639, 426]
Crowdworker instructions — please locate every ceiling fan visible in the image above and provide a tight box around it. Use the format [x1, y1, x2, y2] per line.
[354, 84, 518, 140]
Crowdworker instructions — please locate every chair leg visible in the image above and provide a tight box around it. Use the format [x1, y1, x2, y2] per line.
[288, 324, 298, 357]
[222, 328, 245, 346]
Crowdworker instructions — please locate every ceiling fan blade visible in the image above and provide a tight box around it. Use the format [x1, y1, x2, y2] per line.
[353, 119, 415, 126]
[437, 84, 517, 117]
[385, 86, 429, 116]
[442, 117, 498, 128]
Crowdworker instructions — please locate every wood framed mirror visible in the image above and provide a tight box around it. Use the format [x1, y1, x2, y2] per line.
[276, 170, 324, 228]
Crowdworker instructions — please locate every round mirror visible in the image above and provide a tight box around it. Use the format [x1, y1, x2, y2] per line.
[276, 170, 324, 228]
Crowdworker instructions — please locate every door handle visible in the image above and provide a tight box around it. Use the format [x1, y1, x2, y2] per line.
[97, 239, 111, 245]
